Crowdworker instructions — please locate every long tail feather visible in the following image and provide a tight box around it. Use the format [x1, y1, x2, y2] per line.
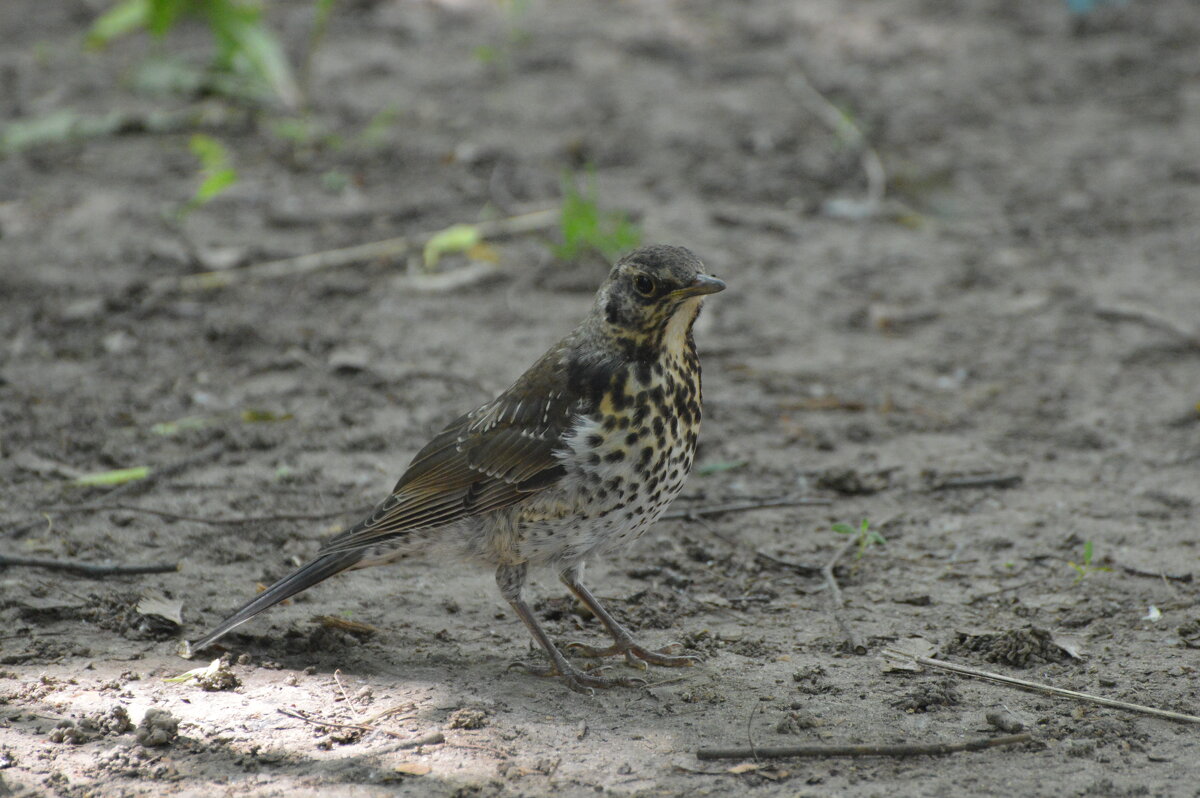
[189, 550, 363, 653]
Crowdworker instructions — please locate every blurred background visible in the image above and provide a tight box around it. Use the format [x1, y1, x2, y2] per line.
[1, 0, 1198, 794]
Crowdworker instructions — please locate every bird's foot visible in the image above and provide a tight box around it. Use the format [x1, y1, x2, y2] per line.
[507, 659, 646, 694]
[565, 637, 699, 669]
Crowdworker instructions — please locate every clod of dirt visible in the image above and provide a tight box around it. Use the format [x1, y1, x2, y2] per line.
[47, 706, 132, 744]
[814, 466, 895, 495]
[49, 721, 92, 745]
[79, 592, 180, 641]
[1177, 618, 1200, 648]
[893, 679, 961, 713]
[948, 627, 1071, 668]
[775, 709, 821, 734]
[791, 665, 834, 695]
[196, 660, 240, 692]
[986, 709, 1025, 733]
[135, 709, 179, 748]
[677, 685, 728, 705]
[283, 625, 357, 654]
[448, 708, 489, 730]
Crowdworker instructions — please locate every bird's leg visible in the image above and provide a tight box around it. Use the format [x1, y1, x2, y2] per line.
[495, 563, 645, 694]
[560, 563, 698, 669]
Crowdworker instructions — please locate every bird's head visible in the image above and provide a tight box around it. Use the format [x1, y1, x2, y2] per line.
[594, 245, 724, 356]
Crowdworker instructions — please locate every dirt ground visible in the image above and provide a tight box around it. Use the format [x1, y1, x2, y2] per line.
[2, 0, 1199, 795]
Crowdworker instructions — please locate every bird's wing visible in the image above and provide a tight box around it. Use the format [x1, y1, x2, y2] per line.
[318, 346, 591, 554]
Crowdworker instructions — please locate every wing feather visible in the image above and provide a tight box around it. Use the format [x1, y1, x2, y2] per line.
[319, 344, 594, 555]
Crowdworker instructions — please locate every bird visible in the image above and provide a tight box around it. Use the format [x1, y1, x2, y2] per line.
[188, 244, 725, 693]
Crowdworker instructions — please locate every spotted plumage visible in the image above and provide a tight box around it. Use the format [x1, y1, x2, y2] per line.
[189, 245, 724, 693]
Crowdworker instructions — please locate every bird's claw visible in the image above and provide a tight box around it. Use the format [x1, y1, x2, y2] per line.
[507, 659, 646, 693]
[565, 639, 699, 668]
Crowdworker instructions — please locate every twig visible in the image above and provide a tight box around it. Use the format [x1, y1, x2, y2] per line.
[930, 474, 1023, 491]
[751, 549, 826, 578]
[361, 703, 418, 726]
[0, 554, 178, 577]
[886, 652, 1200, 725]
[788, 72, 886, 218]
[1120, 565, 1192, 584]
[152, 208, 559, 293]
[823, 537, 867, 655]
[1093, 303, 1200, 349]
[379, 731, 447, 752]
[746, 703, 761, 763]
[38, 503, 369, 526]
[696, 733, 1030, 761]
[661, 496, 830, 522]
[277, 705, 436, 744]
[967, 577, 1048, 605]
[333, 670, 359, 716]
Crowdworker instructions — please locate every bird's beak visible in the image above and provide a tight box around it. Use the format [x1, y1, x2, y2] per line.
[676, 274, 726, 298]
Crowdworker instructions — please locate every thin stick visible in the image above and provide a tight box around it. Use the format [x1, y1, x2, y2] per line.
[967, 577, 1047, 605]
[386, 730, 446, 751]
[153, 208, 559, 293]
[751, 549, 826, 578]
[333, 670, 360, 717]
[930, 474, 1023, 491]
[823, 537, 866, 655]
[1120, 565, 1192, 584]
[361, 703, 417, 726]
[696, 733, 1030, 761]
[746, 703, 761, 763]
[276, 708, 414, 741]
[661, 496, 830, 522]
[0, 554, 178, 577]
[1093, 303, 1200, 349]
[887, 652, 1200, 725]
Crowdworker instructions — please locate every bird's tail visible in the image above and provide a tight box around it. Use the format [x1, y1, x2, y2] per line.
[187, 550, 363, 655]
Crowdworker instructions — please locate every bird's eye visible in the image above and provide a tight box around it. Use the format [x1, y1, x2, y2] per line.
[633, 275, 656, 296]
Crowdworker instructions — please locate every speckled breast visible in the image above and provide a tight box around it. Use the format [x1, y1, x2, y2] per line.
[562, 345, 703, 551]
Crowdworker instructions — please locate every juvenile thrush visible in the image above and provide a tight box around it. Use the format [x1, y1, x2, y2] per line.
[190, 244, 725, 693]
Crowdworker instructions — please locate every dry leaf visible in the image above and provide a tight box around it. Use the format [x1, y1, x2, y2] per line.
[1050, 633, 1085, 660]
[882, 637, 938, 672]
[394, 762, 431, 776]
[727, 762, 759, 775]
[137, 594, 184, 626]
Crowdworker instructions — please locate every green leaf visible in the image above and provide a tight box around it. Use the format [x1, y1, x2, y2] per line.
[150, 416, 210, 436]
[831, 523, 855, 536]
[423, 224, 482, 269]
[86, 0, 151, 48]
[195, 168, 237, 204]
[74, 466, 151, 487]
[205, 0, 300, 108]
[189, 132, 229, 170]
[186, 134, 238, 208]
[313, 0, 337, 29]
[358, 105, 400, 149]
[553, 172, 641, 261]
[1081, 540, 1094, 567]
[146, 0, 191, 37]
